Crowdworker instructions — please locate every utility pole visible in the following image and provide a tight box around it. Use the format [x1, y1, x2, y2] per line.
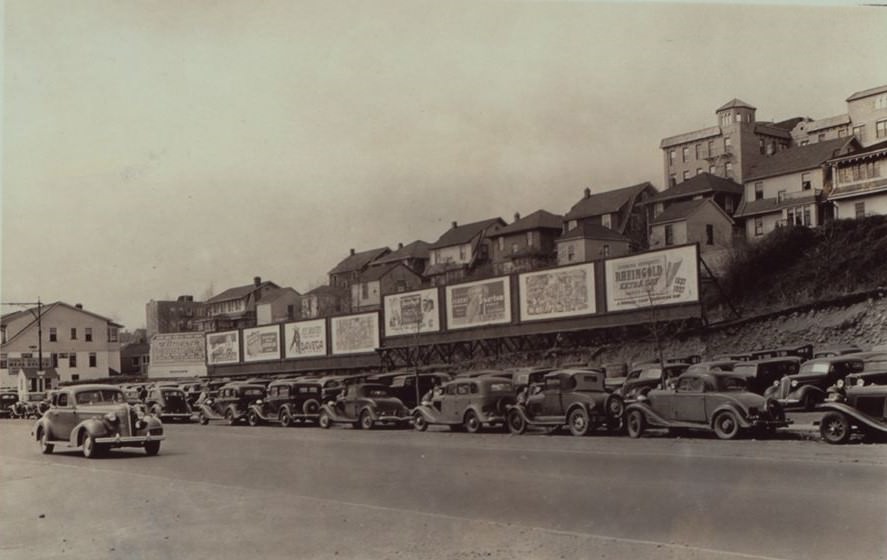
[1, 298, 44, 371]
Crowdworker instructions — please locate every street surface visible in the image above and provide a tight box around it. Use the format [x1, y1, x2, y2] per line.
[1, 417, 885, 560]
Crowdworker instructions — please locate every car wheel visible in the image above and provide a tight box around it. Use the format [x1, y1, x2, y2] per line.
[225, 408, 237, 426]
[606, 396, 625, 432]
[568, 407, 591, 437]
[37, 428, 53, 454]
[507, 409, 527, 435]
[318, 411, 332, 429]
[413, 411, 428, 432]
[802, 392, 819, 412]
[359, 410, 374, 430]
[81, 433, 99, 459]
[198, 411, 209, 425]
[303, 399, 320, 415]
[713, 410, 741, 440]
[463, 410, 481, 434]
[626, 410, 645, 438]
[820, 412, 851, 444]
[280, 409, 294, 428]
[247, 410, 261, 427]
[144, 441, 161, 456]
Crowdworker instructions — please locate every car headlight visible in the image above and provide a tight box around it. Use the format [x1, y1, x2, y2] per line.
[255, 399, 263, 405]
[856, 378, 865, 387]
[772, 380, 780, 386]
[836, 379, 845, 389]
[790, 379, 798, 388]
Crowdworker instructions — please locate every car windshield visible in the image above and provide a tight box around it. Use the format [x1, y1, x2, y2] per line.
[162, 390, 185, 398]
[717, 377, 747, 391]
[75, 389, 126, 404]
[800, 362, 831, 375]
[362, 387, 390, 398]
[241, 389, 264, 397]
[489, 382, 513, 393]
[639, 369, 661, 380]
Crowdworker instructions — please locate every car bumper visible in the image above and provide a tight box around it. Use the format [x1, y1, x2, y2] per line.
[775, 398, 800, 408]
[748, 417, 792, 428]
[95, 434, 165, 445]
[373, 414, 411, 423]
[160, 413, 192, 420]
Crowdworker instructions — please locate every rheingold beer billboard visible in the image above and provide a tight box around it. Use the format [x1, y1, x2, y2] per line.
[604, 244, 699, 312]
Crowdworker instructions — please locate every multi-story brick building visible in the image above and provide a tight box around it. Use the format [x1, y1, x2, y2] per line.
[488, 210, 562, 275]
[145, 295, 205, 339]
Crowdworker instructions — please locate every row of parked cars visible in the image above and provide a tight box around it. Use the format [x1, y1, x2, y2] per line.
[25, 343, 887, 458]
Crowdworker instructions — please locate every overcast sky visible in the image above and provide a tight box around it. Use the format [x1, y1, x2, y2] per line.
[3, 1, 886, 330]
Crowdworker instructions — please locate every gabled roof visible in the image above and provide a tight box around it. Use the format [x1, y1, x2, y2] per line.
[745, 137, 858, 182]
[557, 222, 629, 243]
[303, 285, 348, 299]
[806, 114, 851, 133]
[328, 247, 390, 276]
[206, 281, 281, 304]
[258, 287, 301, 305]
[660, 126, 721, 149]
[651, 198, 734, 226]
[488, 210, 563, 237]
[754, 123, 793, 139]
[427, 218, 506, 250]
[358, 262, 420, 283]
[846, 84, 887, 102]
[717, 98, 756, 112]
[564, 182, 655, 222]
[773, 117, 807, 131]
[645, 173, 743, 204]
[372, 241, 430, 265]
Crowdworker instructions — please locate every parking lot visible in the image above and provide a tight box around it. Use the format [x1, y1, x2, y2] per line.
[2, 416, 886, 560]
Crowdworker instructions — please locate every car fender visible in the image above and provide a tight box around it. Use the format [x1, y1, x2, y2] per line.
[412, 405, 438, 424]
[33, 417, 50, 440]
[319, 403, 348, 423]
[625, 401, 668, 427]
[709, 403, 753, 428]
[70, 418, 108, 447]
[506, 404, 533, 423]
[818, 402, 887, 434]
[789, 385, 825, 401]
[565, 401, 592, 418]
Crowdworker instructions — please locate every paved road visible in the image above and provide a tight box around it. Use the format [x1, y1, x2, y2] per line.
[1, 419, 885, 560]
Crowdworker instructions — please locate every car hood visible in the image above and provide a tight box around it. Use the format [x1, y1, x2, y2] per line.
[73, 403, 130, 416]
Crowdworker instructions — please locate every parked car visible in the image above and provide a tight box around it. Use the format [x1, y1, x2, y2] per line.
[615, 363, 691, 401]
[0, 391, 19, 418]
[599, 362, 628, 391]
[764, 356, 865, 411]
[180, 382, 204, 407]
[318, 383, 411, 430]
[247, 379, 323, 426]
[625, 372, 790, 440]
[813, 344, 863, 359]
[730, 357, 801, 395]
[32, 384, 164, 458]
[13, 393, 48, 419]
[749, 344, 813, 362]
[412, 376, 515, 433]
[506, 369, 623, 436]
[196, 383, 266, 425]
[843, 353, 887, 387]
[369, 371, 452, 409]
[819, 383, 887, 444]
[145, 386, 192, 422]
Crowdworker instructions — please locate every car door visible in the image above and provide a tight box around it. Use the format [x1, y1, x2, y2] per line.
[47, 391, 78, 439]
[672, 376, 707, 423]
[541, 376, 564, 417]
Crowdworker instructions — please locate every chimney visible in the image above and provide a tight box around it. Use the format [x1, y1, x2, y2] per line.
[397, 242, 404, 249]
[451, 221, 458, 229]
[584, 187, 591, 199]
[254, 276, 261, 286]
[75, 303, 83, 309]
[513, 212, 521, 223]
[350, 248, 355, 255]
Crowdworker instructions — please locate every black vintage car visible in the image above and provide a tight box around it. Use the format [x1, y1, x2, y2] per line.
[247, 380, 323, 427]
[730, 357, 801, 395]
[615, 363, 691, 401]
[318, 383, 411, 430]
[506, 369, 623, 436]
[196, 383, 265, 426]
[145, 386, 192, 422]
[368, 371, 451, 409]
[0, 392, 19, 418]
[819, 383, 887, 444]
[765, 356, 865, 411]
[844, 353, 887, 387]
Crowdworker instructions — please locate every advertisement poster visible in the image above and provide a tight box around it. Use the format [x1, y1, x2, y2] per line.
[446, 277, 511, 330]
[206, 331, 240, 365]
[383, 289, 440, 337]
[519, 263, 596, 321]
[283, 319, 327, 359]
[604, 245, 699, 311]
[151, 333, 206, 365]
[242, 325, 281, 362]
[331, 313, 380, 355]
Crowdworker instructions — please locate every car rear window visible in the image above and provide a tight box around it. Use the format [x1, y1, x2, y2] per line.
[489, 382, 512, 393]
[242, 389, 264, 397]
[718, 377, 747, 391]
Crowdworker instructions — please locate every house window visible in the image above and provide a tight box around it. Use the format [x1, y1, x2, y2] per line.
[709, 165, 716, 174]
[567, 245, 575, 262]
[664, 225, 674, 246]
[754, 182, 764, 200]
[498, 237, 504, 252]
[89, 353, 97, 368]
[511, 243, 519, 254]
[108, 327, 118, 342]
[85, 328, 92, 342]
[876, 94, 887, 109]
[706, 225, 714, 245]
[696, 168, 703, 176]
[777, 190, 786, 202]
[707, 140, 714, 157]
[70, 328, 77, 340]
[818, 133, 826, 142]
[682, 170, 689, 181]
[601, 214, 611, 229]
[669, 174, 677, 187]
[724, 137, 732, 151]
[855, 201, 866, 219]
[754, 217, 763, 236]
[71, 374, 80, 382]
[853, 125, 864, 140]
[759, 138, 766, 155]
[361, 282, 369, 299]
[695, 144, 701, 159]
[725, 197, 734, 214]
[0, 354, 6, 369]
[602, 245, 610, 257]
[49, 327, 57, 342]
[69, 353, 77, 367]
[51, 353, 58, 368]
[725, 163, 733, 178]
[801, 172, 812, 190]
[459, 246, 466, 261]
[526, 231, 534, 247]
[669, 149, 676, 165]
[803, 206, 811, 226]
[877, 120, 887, 139]
[838, 127, 848, 138]
[682, 146, 689, 163]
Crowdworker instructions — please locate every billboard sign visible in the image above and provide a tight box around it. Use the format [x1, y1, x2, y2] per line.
[383, 288, 440, 337]
[604, 245, 699, 311]
[150, 333, 206, 365]
[519, 263, 596, 322]
[242, 325, 281, 362]
[446, 277, 511, 330]
[283, 319, 327, 359]
[206, 330, 240, 365]
[331, 313, 380, 355]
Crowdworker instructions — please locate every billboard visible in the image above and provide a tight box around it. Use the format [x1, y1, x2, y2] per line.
[150, 332, 206, 365]
[242, 325, 281, 362]
[331, 313, 380, 355]
[206, 330, 240, 365]
[383, 289, 440, 337]
[283, 319, 327, 359]
[519, 263, 596, 322]
[604, 245, 699, 311]
[446, 277, 511, 330]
